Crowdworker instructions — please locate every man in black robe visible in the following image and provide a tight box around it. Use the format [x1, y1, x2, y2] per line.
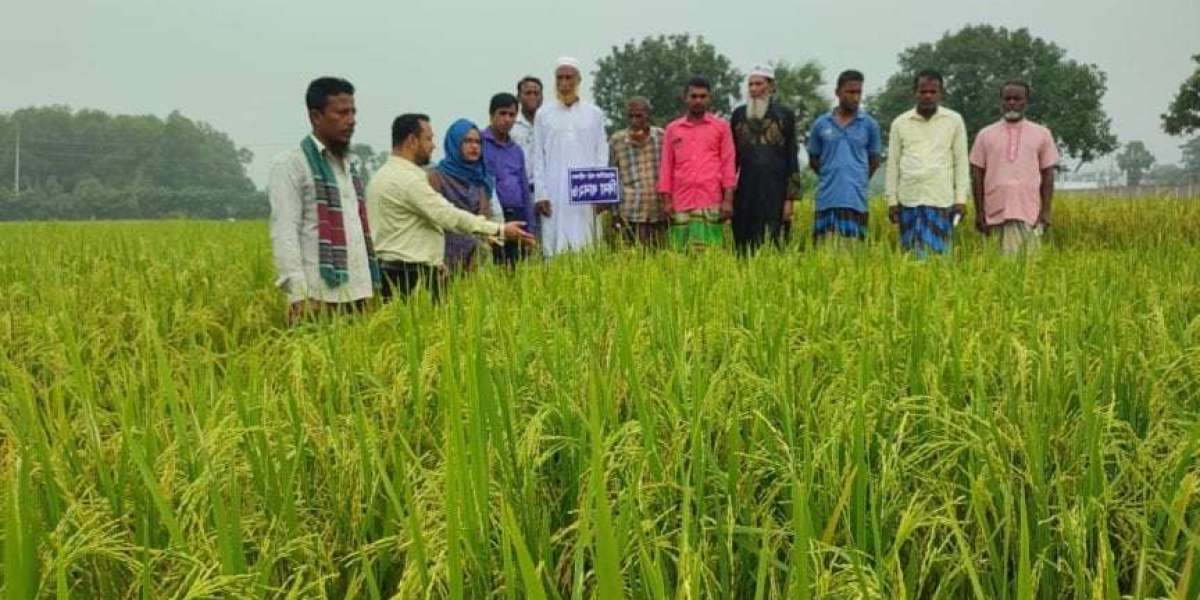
[730, 65, 800, 253]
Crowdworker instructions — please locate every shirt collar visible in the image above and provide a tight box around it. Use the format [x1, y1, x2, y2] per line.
[827, 108, 865, 123]
[482, 127, 510, 147]
[907, 107, 944, 121]
[308, 133, 359, 168]
[621, 127, 659, 144]
[392, 155, 421, 170]
[681, 113, 716, 127]
[308, 133, 329, 154]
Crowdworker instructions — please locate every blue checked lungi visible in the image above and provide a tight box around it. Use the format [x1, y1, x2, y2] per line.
[899, 206, 954, 255]
[813, 208, 868, 241]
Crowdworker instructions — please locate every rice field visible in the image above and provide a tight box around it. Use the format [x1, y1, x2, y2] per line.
[2, 196, 1199, 599]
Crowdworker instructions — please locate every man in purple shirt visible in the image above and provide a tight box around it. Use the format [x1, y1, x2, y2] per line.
[483, 92, 535, 266]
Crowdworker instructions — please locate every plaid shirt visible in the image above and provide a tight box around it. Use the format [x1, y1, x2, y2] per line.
[609, 127, 665, 223]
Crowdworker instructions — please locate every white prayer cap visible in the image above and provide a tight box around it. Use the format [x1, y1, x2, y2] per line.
[748, 64, 774, 81]
[556, 56, 581, 72]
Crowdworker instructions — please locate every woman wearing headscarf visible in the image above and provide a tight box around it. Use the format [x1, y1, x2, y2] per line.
[428, 118, 501, 272]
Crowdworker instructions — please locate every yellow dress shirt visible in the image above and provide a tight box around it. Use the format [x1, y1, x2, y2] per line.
[366, 155, 502, 267]
[885, 107, 970, 208]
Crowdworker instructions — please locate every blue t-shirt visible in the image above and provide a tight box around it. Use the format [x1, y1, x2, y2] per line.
[806, 110, 882, 213]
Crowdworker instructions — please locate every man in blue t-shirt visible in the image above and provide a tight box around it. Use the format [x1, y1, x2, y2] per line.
[806, 70, 882, 242]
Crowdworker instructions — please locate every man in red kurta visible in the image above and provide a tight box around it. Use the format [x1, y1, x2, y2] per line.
[658, 76, 737, 251]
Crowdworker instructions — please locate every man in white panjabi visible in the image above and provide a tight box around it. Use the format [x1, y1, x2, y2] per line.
[530, 56, 610, 257]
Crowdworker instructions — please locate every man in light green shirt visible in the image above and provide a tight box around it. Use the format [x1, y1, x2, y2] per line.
[366, 113, 534, 301]
[884, 70, 970, 255]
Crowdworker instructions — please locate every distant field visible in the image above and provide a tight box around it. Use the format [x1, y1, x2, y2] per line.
[2, 197, 1199, 598]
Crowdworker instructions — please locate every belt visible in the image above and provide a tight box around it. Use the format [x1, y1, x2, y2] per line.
[379, 259, 430, 270]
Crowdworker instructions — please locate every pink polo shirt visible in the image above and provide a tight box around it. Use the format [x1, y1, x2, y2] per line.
[657, 113, 736, 211]
[969, 119, 1059, 226]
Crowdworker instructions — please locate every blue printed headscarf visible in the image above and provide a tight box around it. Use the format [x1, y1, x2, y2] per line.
[436, 118, 494, 198]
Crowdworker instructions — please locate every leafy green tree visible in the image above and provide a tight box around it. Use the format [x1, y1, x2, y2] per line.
[0, 106, 263, 220]
[0, 106, 254, 192]
[1115, 141, 1156, 187]
[593, 34, 742, 131]
[1162, 53, 1200, 136]
[867, 25, 1117, 163]
[148, 111, 255, 192]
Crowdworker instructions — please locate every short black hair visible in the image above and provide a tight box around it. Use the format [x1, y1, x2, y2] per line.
[517, 76, 543, 94]
[489, 93, 519, 115]
[836, 70, 865, 91]
[684, 76, 711, 93]
[912, 70, 944, 91]
[306, 77, 355, 112]
[1002, 79, 1031, 97]
[392, 113, 430, 147]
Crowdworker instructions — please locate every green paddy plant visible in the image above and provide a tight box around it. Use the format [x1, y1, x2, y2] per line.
[1, 197, 1199, 598]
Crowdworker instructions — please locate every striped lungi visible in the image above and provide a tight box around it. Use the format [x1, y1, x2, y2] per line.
[669, 208, 723, 251]
[899, 206, 954, 255]
[813, 208, 868, 241]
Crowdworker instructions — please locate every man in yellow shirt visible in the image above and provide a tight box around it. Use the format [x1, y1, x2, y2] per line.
[366, 114, 535, 301]
[884, 70, 970, 255]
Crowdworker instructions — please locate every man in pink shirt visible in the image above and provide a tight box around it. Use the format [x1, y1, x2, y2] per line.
[657, 76, 737, 251]
[969, 80, 1060, 255]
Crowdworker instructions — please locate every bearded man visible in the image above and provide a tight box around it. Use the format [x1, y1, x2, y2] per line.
[529, 56, 609, 257]
[729, 65, 799, 252]
[969, 80, 1059, 255]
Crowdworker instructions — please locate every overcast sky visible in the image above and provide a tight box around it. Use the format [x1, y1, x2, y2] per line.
[3, 0, 1196, 186]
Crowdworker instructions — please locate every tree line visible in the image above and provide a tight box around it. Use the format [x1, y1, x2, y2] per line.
[593, 27, 1198, 188]
[1, 26, 1197, 221]
[0, 106, 265, 220]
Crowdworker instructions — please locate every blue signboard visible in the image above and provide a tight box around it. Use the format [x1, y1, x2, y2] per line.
[568, 167, 621, 204]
